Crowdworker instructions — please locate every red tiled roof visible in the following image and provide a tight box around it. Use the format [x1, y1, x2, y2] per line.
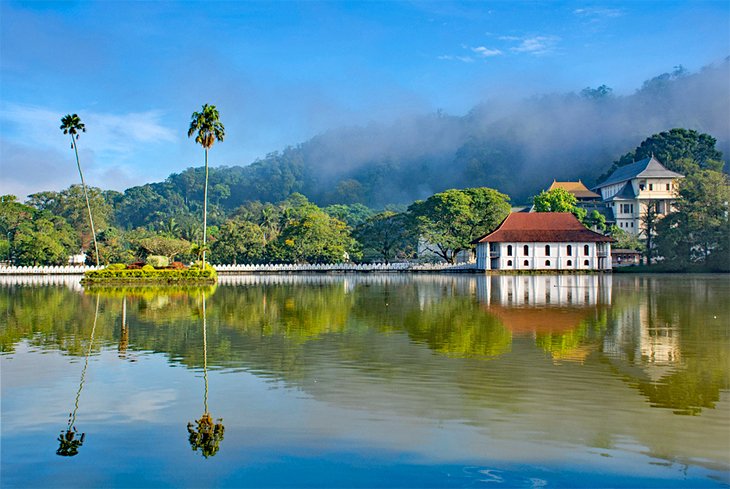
[475, 212, 614, 243]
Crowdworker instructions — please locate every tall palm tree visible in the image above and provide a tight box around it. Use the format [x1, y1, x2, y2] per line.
[187, 105, 225, 268]
[60, 114, 100, 267]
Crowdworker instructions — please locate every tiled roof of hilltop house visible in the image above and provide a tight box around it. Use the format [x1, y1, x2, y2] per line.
[474, 212, 614, 243]
[604, 181, 637, 201]
[548, 180, 600, 199]
[593, 156, 684, 189]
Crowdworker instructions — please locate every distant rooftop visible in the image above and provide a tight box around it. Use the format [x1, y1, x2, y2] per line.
[548, 180, 600, 199]
[594, 156, 684, 189]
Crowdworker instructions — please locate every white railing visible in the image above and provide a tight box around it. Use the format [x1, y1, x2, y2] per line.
[0, 265, 98, 275]
[0, 262, 477, 275]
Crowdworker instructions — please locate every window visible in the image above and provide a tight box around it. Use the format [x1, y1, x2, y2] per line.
[545, 245, 551, 256]
[523, 260, 529, 267]
[584, 245, 590, 256]
[507, 260, 512, 267]
[666, 183, 670, 191]
[639, 184, 645, 191]
[630, 222, 634, 228]
[649, 183, 654, 191]
[545, 260, 551, 267]
[567, 260, 572, 266]
[567, 245, 572, 256]
[584, 260, 589, 266]
[507, 245, 513, 256]
[523, 245, 529, 256]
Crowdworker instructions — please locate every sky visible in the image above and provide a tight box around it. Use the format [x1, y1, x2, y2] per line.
[1, 0, 729, 199]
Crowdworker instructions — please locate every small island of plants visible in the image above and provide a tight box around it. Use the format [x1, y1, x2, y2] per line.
[81, 256, 217, 285]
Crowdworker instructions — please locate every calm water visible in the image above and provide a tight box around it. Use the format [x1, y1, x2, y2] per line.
[1, 273, 729, 488]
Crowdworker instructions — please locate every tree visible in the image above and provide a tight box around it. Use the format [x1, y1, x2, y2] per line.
[29, 185, 112, 254]
[60, 114, 100, 266]
[608, 225, 644, 252]
[188, 104, 225, 267]
[584, 210, 607, 232]
[657, 170, 730, 267]
[136, 236, 192, 261]
[14, 214, 78, 265]
[210, 219, 266, 264]
[599, 128, 725, 182]
[640, 200, 662, 265]
[270, 196, 357, 264]
[354, 211, 416, 263]
[408, 187, 511, 264]
[532, 188, 587, 222]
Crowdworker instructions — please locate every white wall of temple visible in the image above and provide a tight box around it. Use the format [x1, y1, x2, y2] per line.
[476, 242, 611, 270]
[475, 274, 613, 307]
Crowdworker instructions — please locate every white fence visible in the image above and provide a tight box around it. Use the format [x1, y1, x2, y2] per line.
[0, 262, 477, 275]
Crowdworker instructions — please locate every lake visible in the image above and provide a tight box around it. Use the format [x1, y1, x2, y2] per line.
[1, 273, 729, 488]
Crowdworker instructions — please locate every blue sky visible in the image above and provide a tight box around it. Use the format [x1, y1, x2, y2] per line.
[1, 0, 729, 198]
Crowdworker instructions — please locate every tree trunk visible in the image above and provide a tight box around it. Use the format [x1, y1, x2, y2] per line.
[202, 148, 209, 268]
[71, 136, 100, 267]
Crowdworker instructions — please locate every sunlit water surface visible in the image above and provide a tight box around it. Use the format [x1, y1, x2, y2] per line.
[1, 273, 729, 488]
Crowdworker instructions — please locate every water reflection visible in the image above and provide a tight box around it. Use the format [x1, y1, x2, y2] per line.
[1, 274, 728, 420]
[56, 294, 99, 456]
[187, 293, 225, 458]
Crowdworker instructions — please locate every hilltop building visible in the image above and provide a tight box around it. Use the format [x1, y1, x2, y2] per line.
[474, 212, 613, 271]
[591, 156, 684, 235]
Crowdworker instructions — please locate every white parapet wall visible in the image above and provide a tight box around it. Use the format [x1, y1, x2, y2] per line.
[0, 263, 477, 275]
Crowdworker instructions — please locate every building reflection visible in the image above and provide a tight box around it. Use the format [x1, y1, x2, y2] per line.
[471, 275, 611, 363]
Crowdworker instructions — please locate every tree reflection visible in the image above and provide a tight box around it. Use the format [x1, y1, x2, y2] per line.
[187, 293, 225, 457]
[56, 293, 99, 456]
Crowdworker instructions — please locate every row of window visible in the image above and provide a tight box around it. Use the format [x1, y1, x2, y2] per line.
[506, 244, 590, 257]
[505, 259, 590, 267]
[639, 183, 671, 191]
[618, 221, 634, 228]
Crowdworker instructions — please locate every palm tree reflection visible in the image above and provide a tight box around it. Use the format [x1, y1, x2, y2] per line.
[56, 294, 99, 456]
[187, 293, 225, 457]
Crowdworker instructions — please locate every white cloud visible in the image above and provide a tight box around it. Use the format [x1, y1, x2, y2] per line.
[439, 44, 502, 63]
[472, 46, 503, 58]
[573, 7, 623, 18]
[0, 103, 176, 156]
[438, 55, 474, 63]
[510, 36, 560, 55]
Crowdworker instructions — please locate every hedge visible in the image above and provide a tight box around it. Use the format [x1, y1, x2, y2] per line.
[82, 265, 217, 284]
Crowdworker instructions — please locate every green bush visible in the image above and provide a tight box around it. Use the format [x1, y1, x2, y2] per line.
[82, 265, 218, 284]
[146, 255, 170, 268]
[107, 263, 126, 270]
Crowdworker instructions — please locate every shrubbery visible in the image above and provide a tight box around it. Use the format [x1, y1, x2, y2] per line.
[82, 262, 217, 283]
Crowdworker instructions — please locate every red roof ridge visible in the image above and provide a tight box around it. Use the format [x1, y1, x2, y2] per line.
[474, 212, 614, 243]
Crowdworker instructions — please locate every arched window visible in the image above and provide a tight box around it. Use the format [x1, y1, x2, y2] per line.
[507, 260, 512, 267]
[523, 245, 529, 256]
[584, 260, 589, 266]
[545, 260, 551, 267]
[567, 245, 572, 256]
[545, 245, 551, 256]
[584, 244, 590, 256]
[567, 260, 572, 266]
[507, 245, 513, 256]
[523, 260, 529, 267]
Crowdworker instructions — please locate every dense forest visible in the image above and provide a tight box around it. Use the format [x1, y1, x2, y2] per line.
[38, 59, 730, 230]
[1, 61, 728, 269]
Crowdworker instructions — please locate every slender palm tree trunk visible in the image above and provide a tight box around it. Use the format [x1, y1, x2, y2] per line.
[202, 148, 209, 268]
[71, 136, 100, 267]
[202, 293, 209, 415]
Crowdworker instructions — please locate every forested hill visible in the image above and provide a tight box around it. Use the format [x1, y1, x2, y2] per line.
[113, 60, 728, 227]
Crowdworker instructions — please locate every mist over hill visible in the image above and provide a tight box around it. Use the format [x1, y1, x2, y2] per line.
[120, 59, 729, 220]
